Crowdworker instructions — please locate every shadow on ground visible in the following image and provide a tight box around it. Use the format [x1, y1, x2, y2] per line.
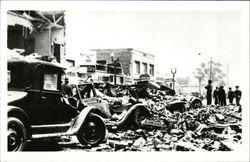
[24, 140, 63, 151]
[23, 138, 91, 151]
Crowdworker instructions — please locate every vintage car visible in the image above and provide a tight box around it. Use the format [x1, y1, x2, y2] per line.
[7, 51, 106, 151]
[166, 94, 203, 113]
[96, 80, 176, 99]
[70, 83, 151, 131]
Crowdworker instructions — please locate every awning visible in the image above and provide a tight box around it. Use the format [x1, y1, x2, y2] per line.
[7, 11, 34, 31]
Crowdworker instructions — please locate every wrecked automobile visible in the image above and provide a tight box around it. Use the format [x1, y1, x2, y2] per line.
[7, 51, 106, 151]
[71, 83, 151, 131]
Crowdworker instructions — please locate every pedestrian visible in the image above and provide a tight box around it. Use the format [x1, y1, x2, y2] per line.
[235, 86, 242, 106]
[213, 87, 219, 105]
[205, 80, 212, 105]
[61, 77, 73, 97]
[218, 86, 226, 106]
[228, 87, 235, 104]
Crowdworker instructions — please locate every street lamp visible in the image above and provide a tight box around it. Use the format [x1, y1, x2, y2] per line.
[171, 68, 177, 90]
[110, 53, 119, 85]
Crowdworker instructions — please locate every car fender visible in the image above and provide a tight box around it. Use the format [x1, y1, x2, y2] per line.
[115, 103, 151, 130]
[67, 106, 105, 135]
[167, 100, 187, 113]
[8, 91, 28, 104]
[8, 105, 32, 139]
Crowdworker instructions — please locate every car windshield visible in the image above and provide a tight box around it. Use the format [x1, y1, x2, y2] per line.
[95, 88, 106, 97]
[78, 84, 95, 98]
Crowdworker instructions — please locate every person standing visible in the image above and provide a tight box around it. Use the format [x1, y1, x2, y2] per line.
[218, 86, 226, 106]
[213, 87, 219, 105]
[235, 86, 242, 106]
[228, 87, 235, 104]
[205, 80, 213, 105]
[61, 78, 73, 97]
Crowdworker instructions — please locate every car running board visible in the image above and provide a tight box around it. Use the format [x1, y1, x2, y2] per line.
[32, 132, 74, 139]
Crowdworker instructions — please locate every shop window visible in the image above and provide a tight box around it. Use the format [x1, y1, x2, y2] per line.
[120, 77, 124, 84]
[135, 61, 140, 74]
[149, 64, 154, 76]
[110, 75, 113, 82]
[169, 83, 173, 89]
[143, 62, 147, 74]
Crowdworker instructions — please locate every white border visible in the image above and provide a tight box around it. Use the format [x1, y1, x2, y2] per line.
[1, 1, 249, 162]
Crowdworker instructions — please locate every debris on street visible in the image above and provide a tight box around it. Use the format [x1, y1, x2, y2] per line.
[65, 91, 242, 152]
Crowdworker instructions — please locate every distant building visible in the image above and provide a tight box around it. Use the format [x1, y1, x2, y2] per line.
[155, 72, 172, 86]
[91, 48, 155, 83]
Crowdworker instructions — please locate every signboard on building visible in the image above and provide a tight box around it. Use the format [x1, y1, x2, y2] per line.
[78, 67, 87, 73]
[125, 76, 132, 84]
[79, 65, 96, 73]
[165, 78, 174, 82]
[80, 51, 96, 65]
[87, 65, 96, 72]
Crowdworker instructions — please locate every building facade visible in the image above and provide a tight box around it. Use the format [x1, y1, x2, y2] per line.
[91, 48, 155, 84]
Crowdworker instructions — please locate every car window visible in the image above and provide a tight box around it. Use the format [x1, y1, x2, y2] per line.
[43, 73, 58, 91]
[89, 89, 95, 97]
[8, 62, 26, 89]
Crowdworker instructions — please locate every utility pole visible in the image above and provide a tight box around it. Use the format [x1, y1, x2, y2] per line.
[227, 63, 229, 89]
[171, 68, 177, 90]
[209, 56, 213, 81]
[114, 61, 117, 85]
[198, 76, 203, 97]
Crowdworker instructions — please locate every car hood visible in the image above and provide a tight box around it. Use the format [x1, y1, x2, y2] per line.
[8, 91, 28, 103]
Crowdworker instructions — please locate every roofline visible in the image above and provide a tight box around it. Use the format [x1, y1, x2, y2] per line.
[90, 48, 155, 57]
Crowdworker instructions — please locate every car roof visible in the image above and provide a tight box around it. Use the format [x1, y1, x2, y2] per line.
[8, 55, 65, 69]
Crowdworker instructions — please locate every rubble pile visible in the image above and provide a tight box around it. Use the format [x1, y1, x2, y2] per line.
[60, 90, 242, 152]
[89, 94, 242, 152]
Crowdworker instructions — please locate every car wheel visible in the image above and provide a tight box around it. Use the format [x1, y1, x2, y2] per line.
[8, 117, 27, 151]
[134, 109, 147, 129]
[77, 114, 106, 146]
[190, 100, 202, 109]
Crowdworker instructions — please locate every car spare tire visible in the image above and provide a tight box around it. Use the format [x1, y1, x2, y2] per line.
[77, 114, 106, 146]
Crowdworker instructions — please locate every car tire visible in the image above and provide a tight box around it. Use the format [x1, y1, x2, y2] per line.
[77, 114, 106, 146]
[190, 99, 202, 109]
[134, 109, 147, 129]
[8, 117, 27, 151]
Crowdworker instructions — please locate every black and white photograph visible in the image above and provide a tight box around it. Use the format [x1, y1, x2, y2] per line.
[0, 1, 249, 162]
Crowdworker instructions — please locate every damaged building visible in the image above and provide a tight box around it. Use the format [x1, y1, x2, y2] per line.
[7, 10, 66, 64]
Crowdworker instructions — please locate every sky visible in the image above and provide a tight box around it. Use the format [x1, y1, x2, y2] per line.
[65, 10, 241, 87]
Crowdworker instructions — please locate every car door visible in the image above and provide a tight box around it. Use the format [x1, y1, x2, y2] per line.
[28, 65, 62, 125]
[24, 64, 52, 125]
[41, 65, 76, 124]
